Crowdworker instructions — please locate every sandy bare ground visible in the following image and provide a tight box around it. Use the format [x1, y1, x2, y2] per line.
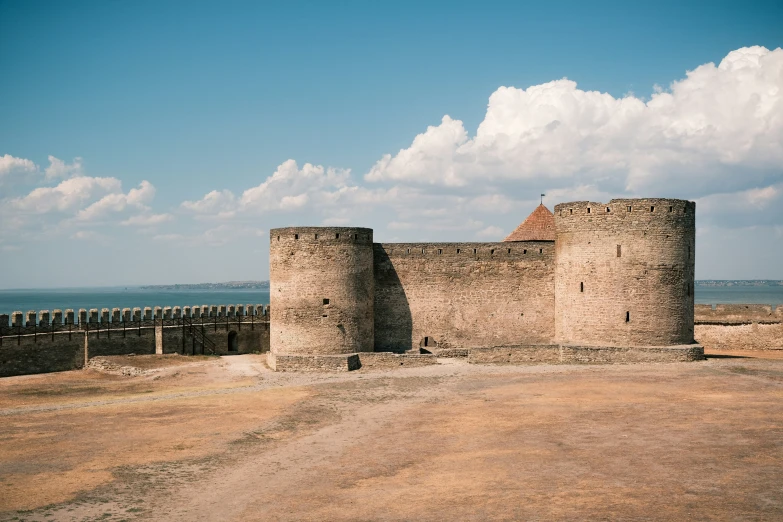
[1, 351, 782, 521]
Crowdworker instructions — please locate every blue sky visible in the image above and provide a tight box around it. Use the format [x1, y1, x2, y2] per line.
[1, 0, 782, 287]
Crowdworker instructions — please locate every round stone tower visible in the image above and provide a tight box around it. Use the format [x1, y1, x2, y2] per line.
[554, 199, 695, 347]
[270, 227, 374, 355]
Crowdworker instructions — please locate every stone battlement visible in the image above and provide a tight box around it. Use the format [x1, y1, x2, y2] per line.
[375, 241, 554, 259]
[554, 198, 695, 220]
[0, 304, 270, 328]
[272, 226, 374, 245]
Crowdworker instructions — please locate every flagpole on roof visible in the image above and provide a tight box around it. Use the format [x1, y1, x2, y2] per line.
[541, 193, 545, 205]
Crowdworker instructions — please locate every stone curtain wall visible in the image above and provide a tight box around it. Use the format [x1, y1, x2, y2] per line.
[270, 227, 375, 355]
[373, 241, 555, 353]
[695, 304, 783, 351]
[554, 199, 696, 348]
[0, 306, 270, 377]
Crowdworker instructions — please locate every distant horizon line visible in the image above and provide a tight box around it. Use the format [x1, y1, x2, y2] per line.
[0, 280, 782, 292]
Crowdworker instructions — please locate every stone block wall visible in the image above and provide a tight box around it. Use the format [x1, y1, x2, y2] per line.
[374, 241, 555, 353]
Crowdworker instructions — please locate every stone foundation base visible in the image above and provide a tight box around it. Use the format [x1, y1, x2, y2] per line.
[266, 353, 361, 372]
[268, 344, 704, 372]
[469, 344, 704, 365]
[357, 352, 438, 370]
[267, 351, 438, 372]
[432, 348, 469, 358]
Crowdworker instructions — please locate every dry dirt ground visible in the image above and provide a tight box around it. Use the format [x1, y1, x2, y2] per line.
[1, 351, 782, 521]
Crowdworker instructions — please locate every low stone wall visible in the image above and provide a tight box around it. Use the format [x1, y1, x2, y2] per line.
[695, 323, 783, 351]
[695, 304, 782, 350]
[267, 353, 361, 372]
[695, 304, 780, 323]
[433, 348, 469, 358]
[468, 345, 561, 364]
[560, 344, 704, 363]
[468, 344, 704, 365]
[357, 352, 438, 369]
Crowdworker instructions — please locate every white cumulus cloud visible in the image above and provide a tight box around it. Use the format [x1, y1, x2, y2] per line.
[182, 160, 352, 218]
[45, 156, 83, 180]
[120, 213, 174, 226]
[181, 189, 237, 214]
[0, 154, 37, 177]
[75, 180, 156, 221]
[11, 176, 122, 214]
[365, 46, 783, 200]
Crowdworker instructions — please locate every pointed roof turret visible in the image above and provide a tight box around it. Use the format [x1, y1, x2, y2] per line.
[504, 204, 555, 242]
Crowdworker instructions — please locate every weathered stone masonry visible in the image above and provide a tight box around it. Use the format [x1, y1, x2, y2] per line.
[268, 199, 706, 370]
[373, 241, 554, 353]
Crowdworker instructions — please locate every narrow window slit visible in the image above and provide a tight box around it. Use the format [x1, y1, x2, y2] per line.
[294, 234, 299, 240]
[617, 245, 622, 257]
[580, 282, 584, 292]
[625, 311, 630, 323]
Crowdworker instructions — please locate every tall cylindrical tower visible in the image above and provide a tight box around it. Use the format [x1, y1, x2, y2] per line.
[270, 227, 374, 355]
[554, 199, 695, 347]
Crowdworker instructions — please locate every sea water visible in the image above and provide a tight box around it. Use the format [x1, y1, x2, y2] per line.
[0, 287, 271, 317]
[1, 284, 781, 317]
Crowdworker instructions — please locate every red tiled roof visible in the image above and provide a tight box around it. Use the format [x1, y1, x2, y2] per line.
[504, 204, 555, 242]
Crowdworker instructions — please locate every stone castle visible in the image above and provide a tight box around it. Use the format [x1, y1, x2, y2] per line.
[267, 198, 704, 370]
[4, 196, 781, 377]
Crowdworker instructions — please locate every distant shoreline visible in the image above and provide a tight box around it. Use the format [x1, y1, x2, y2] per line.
[138, 281, 270, 290]
[695, 280, 783, 287]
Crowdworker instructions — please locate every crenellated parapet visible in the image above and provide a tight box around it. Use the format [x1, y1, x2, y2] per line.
[554, 198, 695, 226]
[1, 303, 270, 331]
